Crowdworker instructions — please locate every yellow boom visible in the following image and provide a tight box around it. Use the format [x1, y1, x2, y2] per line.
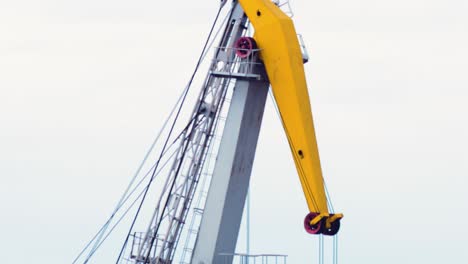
[238, 0, 342, 234]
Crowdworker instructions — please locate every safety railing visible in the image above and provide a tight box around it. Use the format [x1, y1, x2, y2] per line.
[127, 232, 165, 264]
[218, 253, 288, 264]
[210, 46, 264, 81]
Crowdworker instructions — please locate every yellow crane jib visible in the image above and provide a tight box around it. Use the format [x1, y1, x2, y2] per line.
[236, 0, 343, 235]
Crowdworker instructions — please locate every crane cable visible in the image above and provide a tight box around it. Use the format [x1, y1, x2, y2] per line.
[74, 69, 190, 264]
[115, 5, 226, 263]
[74, 5, 231, 263]
[141, 7, 230, 259]
[81, 111, 209, 264]
[325, 182, 338, 264]
[80, 121, 205, 263]
[76, 119, 195, 264]
[79, 145, 179, 263]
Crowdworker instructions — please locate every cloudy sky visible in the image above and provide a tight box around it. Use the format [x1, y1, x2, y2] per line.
[1, 0, 468, 263]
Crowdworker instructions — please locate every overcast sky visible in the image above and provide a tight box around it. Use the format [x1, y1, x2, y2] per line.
[1, 0, 468, 263]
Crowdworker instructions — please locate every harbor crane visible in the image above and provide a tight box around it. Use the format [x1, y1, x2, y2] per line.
[127, 0, 342, 263]
[76, 0, 343, 263]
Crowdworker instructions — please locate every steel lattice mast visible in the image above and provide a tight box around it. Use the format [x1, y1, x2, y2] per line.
[128, 2, 254, 263]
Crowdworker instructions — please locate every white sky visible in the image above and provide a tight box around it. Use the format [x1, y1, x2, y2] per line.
[1, 0, 468, 263]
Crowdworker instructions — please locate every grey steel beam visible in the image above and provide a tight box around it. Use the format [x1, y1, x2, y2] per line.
[191, 63, 270, 264]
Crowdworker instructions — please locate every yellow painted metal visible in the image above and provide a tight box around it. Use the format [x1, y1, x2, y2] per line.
[329, 213, 344, 223]
[238, 0, 341, 222]
[309, 214, 325, 226]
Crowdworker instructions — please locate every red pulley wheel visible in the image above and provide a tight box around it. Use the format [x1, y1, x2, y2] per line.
[304, 212, 322, 235]
[235, 37, 257, 58]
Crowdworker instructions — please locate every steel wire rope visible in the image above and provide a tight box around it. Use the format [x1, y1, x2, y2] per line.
[77, 120, 198, 263]
[333, 234, 338, 264]
[177, 13, 237, 260]
[83, 116, 211, 264]
[141, 4, 237, 261]
[142, 20, 237, 261]
[325, 177, 339, 264]
[321, 138, 339, 264]
[82, 147, 179, 263]
[319, 234, 324, 264]
[115, 6, 226, 263]
[113, 116, 207, 263]
[324, 183, 335, 213]
[74, 7, 232, 263]
[144, 47, 227, 264]
[74, 101, 189, 264]
[106, 97, 211, 263]
[80, 58, 210, 264]
[77, 113, 201, 263]
[201, 5, 232, 60]
[106, 117, 208, 263]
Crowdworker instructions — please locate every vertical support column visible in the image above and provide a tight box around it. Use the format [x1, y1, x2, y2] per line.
[191, 67, 269, 263]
